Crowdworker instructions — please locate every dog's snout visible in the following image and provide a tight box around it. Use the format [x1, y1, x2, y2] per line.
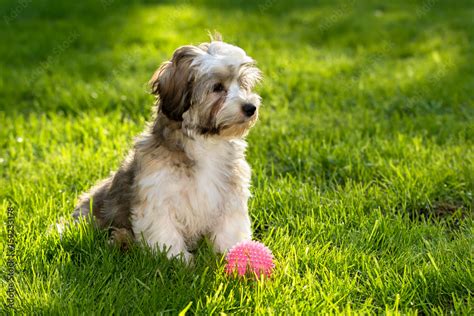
[242, 103, 256, 117]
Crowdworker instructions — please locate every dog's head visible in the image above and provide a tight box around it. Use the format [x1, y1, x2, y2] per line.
[150, 37, 261, 139]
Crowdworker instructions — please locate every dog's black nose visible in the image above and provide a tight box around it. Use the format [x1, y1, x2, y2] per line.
[242, 103, 256, 117]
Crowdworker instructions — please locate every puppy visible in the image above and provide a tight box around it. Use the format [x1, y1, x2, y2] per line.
[73, 36, 262, 262]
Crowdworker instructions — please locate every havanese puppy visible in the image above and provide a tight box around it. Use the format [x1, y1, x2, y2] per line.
[73, 35, 262, 262]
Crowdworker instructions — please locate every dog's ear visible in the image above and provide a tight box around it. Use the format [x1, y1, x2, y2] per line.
[149, 46, 201, 121]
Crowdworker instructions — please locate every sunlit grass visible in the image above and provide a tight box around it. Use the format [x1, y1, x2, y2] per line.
[1, 0, 473, 314]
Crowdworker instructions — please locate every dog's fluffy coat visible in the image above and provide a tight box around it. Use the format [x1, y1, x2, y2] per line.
[73, 37, 261, 261]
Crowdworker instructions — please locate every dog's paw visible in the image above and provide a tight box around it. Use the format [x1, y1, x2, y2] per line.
[183, 252, 195, 265]
[109, 228, 134, 251]
[170, 250, 194, 266]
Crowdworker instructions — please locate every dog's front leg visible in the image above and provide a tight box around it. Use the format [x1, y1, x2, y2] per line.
[211, 209, 252, 253]
[137, 215, 192, 263]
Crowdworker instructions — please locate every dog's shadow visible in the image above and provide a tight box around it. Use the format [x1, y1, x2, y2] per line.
[34, 220, 229, 313]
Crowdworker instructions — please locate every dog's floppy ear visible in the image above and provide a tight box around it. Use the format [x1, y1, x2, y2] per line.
[149, 46, 202, 121]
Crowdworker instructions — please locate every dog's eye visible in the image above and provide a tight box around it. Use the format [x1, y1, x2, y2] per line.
[213, 83, 225, 93]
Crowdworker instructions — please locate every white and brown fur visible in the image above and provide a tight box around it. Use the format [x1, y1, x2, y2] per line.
[73, 36, 262, 262]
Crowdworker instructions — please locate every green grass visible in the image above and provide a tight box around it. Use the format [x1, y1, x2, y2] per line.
[1, 0, 473, 314]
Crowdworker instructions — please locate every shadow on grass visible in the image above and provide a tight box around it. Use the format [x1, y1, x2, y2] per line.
[1, 0, 471, 120]
[25, 221, 226, 313]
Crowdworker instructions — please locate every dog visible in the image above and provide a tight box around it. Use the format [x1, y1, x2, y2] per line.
[73, 35, 262, 262]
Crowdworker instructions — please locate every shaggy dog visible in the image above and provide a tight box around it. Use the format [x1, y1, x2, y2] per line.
[73, 36, 262, 262]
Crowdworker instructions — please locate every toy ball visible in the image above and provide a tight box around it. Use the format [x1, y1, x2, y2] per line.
[225, 240, 274, 278]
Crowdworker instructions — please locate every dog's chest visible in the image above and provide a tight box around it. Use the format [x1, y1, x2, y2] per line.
[191, 157, 230, 211]
[134, 140, 249, 234]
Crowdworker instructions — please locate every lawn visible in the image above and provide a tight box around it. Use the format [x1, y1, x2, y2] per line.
[1, 0, 473, 314]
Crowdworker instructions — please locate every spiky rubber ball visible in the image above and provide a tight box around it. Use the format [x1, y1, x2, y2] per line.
[225, 240, 274, 278]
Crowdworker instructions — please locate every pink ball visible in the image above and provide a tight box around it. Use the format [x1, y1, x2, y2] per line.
[225, 240, 274, 278]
